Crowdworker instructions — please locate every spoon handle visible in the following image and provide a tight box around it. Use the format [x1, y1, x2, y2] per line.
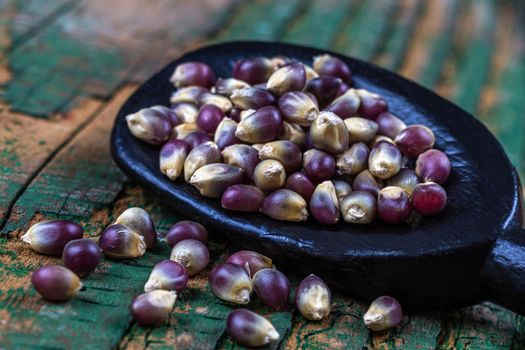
[482, 227, 525, 315]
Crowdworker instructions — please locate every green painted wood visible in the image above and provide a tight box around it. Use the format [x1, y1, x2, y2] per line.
[452, 0, 496, 114]
[491, 56, 525, 178]
[0, 90, 158, 349]
[6, 21, 126, 117]
[374, 0, 424, 70]
[215, 0, 306, 41]
[0, 0, 238, 227]
[3, 0, 237, 118]
[334, 0, 398, 60]
[438, 303, 520, 349]
[9, 0, 80, 49]
[0, 87, 130, 235]
[0, 246, 169, 349]
[416, 0, 463, 87]
[282, 0, 358, 50]
[478, 14, 525, 180]
[280, 295, 370, 349]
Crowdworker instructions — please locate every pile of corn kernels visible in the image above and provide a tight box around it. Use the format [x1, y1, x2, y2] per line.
[126, 55, 451, 225]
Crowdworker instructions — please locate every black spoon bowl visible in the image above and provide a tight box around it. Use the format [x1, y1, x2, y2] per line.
[111, 41, 525, 314]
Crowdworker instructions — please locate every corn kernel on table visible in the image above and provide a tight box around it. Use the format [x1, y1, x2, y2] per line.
[1, 1, 525, 349]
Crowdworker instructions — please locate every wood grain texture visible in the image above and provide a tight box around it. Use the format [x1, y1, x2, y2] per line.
[283, 0, 358, 49]
[0, 0, 524, 349]
[3, 0, 234, 117]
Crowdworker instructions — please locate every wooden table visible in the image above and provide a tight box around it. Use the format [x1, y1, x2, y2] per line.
[1, 0, 524, 349]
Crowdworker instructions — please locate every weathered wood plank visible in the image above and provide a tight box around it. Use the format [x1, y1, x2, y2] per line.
[115, 186, 233, 350]
[0, 99, 103, 227]
[370, 312, 442, 350]
[1, 85, 134, 236]
[400, 0, 463, 87]
[8, 0, 80, 49]
[437, 0, 496, 114]
[281, 293, 370, 349]
[475, 2, 525, 180]
[282, 0, 358, 49]
[3, 0, 234, 117]
[438, 303, 520, 349]
[373, 0, 424, 70]
[215, 0, 306, 41]
[0, 0, 236, 230]
[0, 87, 154, 349]
[334, 0, 398, 60]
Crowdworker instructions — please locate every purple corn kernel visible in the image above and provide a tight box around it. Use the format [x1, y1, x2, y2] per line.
[415, 149, 450, 184]
[114, 207, 157, 249]
[32, 265, 82, 302]
[310, 181, 340, 225]
[332, 180, 353, 201]
[377, 186, 412, 224]
[230, 87, 276, 110]
[266, 62, 306, 95]
[226, 250, 273, 277]
[166, 220, 207, 247]
[278, 91, 319, 127]
[21, 219, 84, 256]
[387, 168, 420, 196]
[209, 263, 252, 304]
[364, 296, 403, 331]
[144, 260, 188, 292]
[235, 106, 283, 144]
[313, 54, 352, 83]
[253, 159, 286, 192]
[356, 89, 388, 119]
[99, 224, 146, 259]
[183, 141, 222, 181]
[345, 117, 378, 143]
[295, 274, 332, 321]
[131, 290, 177, 327]
[233, 57, 274, 84]
[284, 172, 316, 201]
[227, 309, 279, 347]
[189, 163, 244, 198]
[170, 239, 209, 276]
[252, 268, 291, 310]
[214, 118, 241, 150]
[412, 182, 447, 216]
[258, 140, 302, 173]
[196, 104, 224, 134]
[222, 144, 260, 180]
[353, 169, 382, 197]
[160, 139, 190, 180]
[213, 77, 250, 97]
[326, 89, 360, 119]
[310, 111, 349, 154]
[376, 112, 407, 139]
[304, 76, 343, 108]
[394, 125, 435, 158]
[260, 189, 308, 222]
[336, 142, 370, 176]
[368, 141, 403, 180]
[126, 108, 172, 145]
[303, 149, 336, 183]
[62, 239, 101, 277]
[340, 190, 377, 224]
[169, 86, 208, 105]
[170, 62, 216, 88]
[221, 184, 265, 212]
[184, 130, 211, 150]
